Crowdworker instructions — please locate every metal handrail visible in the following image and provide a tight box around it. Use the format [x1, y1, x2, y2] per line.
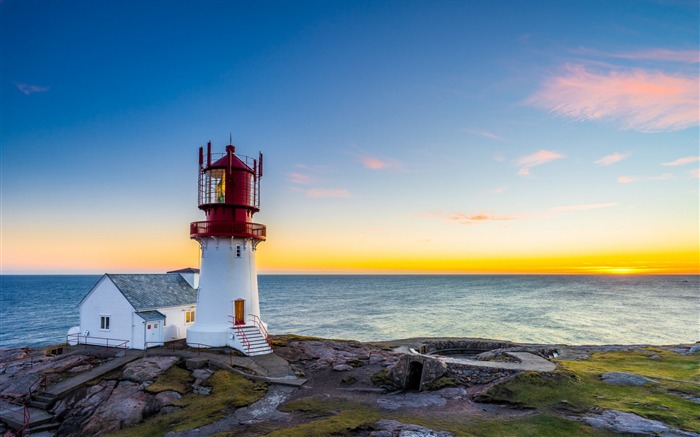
[190, 221, 266, 239]
[66, 333, 129, 350]
[249, 314, 272, 347]
[1, 398, 29, 436]
[228, 316, 251, 354]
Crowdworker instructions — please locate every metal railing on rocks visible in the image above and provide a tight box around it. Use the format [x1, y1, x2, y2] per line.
[66, 333, 129, 351]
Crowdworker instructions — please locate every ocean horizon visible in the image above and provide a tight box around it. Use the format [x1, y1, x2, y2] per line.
[1, 274, 697, 349]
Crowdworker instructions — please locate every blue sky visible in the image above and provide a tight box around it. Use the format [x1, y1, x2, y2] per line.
[2, 0, 698, 274]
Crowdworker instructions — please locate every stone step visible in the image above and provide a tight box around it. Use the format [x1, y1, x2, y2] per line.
[0, 400, 53, 432]
[30, 393, 57, 410]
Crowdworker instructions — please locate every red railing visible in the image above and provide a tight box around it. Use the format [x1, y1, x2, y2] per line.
[249, 314, 272, 347]
[1, 399, 29, 436]
[190, 221, 266, 240]
[66, 333, 129, 350]
[228, 316, 251, 354]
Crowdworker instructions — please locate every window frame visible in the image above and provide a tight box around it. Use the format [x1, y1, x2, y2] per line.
[100, 315, 111, 331]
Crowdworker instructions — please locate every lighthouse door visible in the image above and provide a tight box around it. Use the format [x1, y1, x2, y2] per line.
[234, 299, 245, 325]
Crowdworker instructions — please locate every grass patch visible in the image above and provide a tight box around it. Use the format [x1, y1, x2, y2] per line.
[424, 376, 459, 390]
[401, 413, 618, 436]
[109, 371, 267, 436]
[269, 397, 380, 436]
[370, 369, 400, 390]
[480, 348, 700, 433]
[144, 365, 192, 394]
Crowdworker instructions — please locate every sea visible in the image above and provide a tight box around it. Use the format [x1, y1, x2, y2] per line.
[0, 275, 697, 349]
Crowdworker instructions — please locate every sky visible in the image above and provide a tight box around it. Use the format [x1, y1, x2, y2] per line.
[1, 0, 698, 275]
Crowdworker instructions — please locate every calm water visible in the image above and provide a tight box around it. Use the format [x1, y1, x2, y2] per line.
[1, 275, 697, 348]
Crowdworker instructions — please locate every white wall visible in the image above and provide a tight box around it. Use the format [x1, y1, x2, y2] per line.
[187, 237, 262, 347]
[159, 305, 197, 342]
[79, 276, 136, 349]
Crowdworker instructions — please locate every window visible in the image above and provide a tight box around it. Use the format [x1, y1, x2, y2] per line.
[186, 310, 195, 324]
[236, 245, 242, 257]
[100, 316, 110, 330]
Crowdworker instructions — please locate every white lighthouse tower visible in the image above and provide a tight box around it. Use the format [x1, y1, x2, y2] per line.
[186, 141, 272, 356]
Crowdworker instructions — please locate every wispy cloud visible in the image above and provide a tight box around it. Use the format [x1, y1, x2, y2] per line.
[526, 64, 699, 132]
[516, 150, 564, 176]
[691, 169, 700, 179]
[449, 213, 516, 225]
[595, 152, 631, 166]
[661, 156, 700, 166]
[577, 47, 700, 64]
[358, 155, 403, 171]
[617, 176, 638, 184]
[306, 188, 352, 199]
[286, 172, 315, 185]
[16, 83, 50, 95]
[464, 129, 504, 141]
[552, 203, 617, 211]
[617, 174, 676, 183]
[649, 173, 676, 181]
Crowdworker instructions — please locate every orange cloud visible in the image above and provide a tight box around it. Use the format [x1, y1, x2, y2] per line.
[516, 150, 564, 176]
[595, 152, 631, 166]
[527, 64, 699, 132]
[449, 213, 515, 224]
[552, 203, 617, 211]
[617, 176, 637, 184]
[662, 156, 700, 166]
[306, 188, 352, 198]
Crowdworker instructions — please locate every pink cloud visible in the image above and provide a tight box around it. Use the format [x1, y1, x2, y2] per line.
[661, 156, 700, 166]
[526, 64, 699, 132]
[358, 155, 402, 171]
[552, 203, 617, 211]
[306, 188, 352, 198]
[617, 176, 637, 184]
[464, 129, 504, 141]
[516, 150, 564, 176]
[16, 83, 50, 95]
[577, 48, 700, 64]
[595, 152, 631, 166]
[691, 169, 699, 179]
[286, 172, 314, 184]
[449, 213, 515, 224]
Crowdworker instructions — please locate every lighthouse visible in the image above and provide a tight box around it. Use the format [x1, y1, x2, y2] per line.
[186, 141, 272, 355]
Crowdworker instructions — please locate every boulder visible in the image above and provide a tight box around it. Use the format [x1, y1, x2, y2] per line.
[602, 372, 652, 386]
[155, 390, 182, 406]
[581, 409, 699, 436]
[54, 380, 117, 436]
[123, 356, 179, 383]
[332, 364, 353, 372]
[81, 381, 160, 435]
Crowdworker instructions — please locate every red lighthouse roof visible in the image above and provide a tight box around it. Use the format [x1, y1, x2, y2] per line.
[209, 145, 254, 172]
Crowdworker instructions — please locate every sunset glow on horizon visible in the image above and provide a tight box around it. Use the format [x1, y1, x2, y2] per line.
[2, 1, 698, 276]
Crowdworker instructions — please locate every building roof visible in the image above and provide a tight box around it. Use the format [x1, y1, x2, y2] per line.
[136, 310, 166, 321]
[167, 267, 200, 274]
[106, 273, 197, 310]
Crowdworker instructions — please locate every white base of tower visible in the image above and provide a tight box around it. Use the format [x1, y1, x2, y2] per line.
[186, 324, 230, 348]
[185, 324, 272, 356]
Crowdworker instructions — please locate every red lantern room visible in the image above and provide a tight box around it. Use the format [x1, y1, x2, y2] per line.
[190, 142, 266, 240]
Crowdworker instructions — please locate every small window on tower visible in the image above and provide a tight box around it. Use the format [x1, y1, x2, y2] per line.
[236, 245, 242, 257]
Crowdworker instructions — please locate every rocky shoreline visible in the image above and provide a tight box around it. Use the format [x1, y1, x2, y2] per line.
[0, 336, 698, 436]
